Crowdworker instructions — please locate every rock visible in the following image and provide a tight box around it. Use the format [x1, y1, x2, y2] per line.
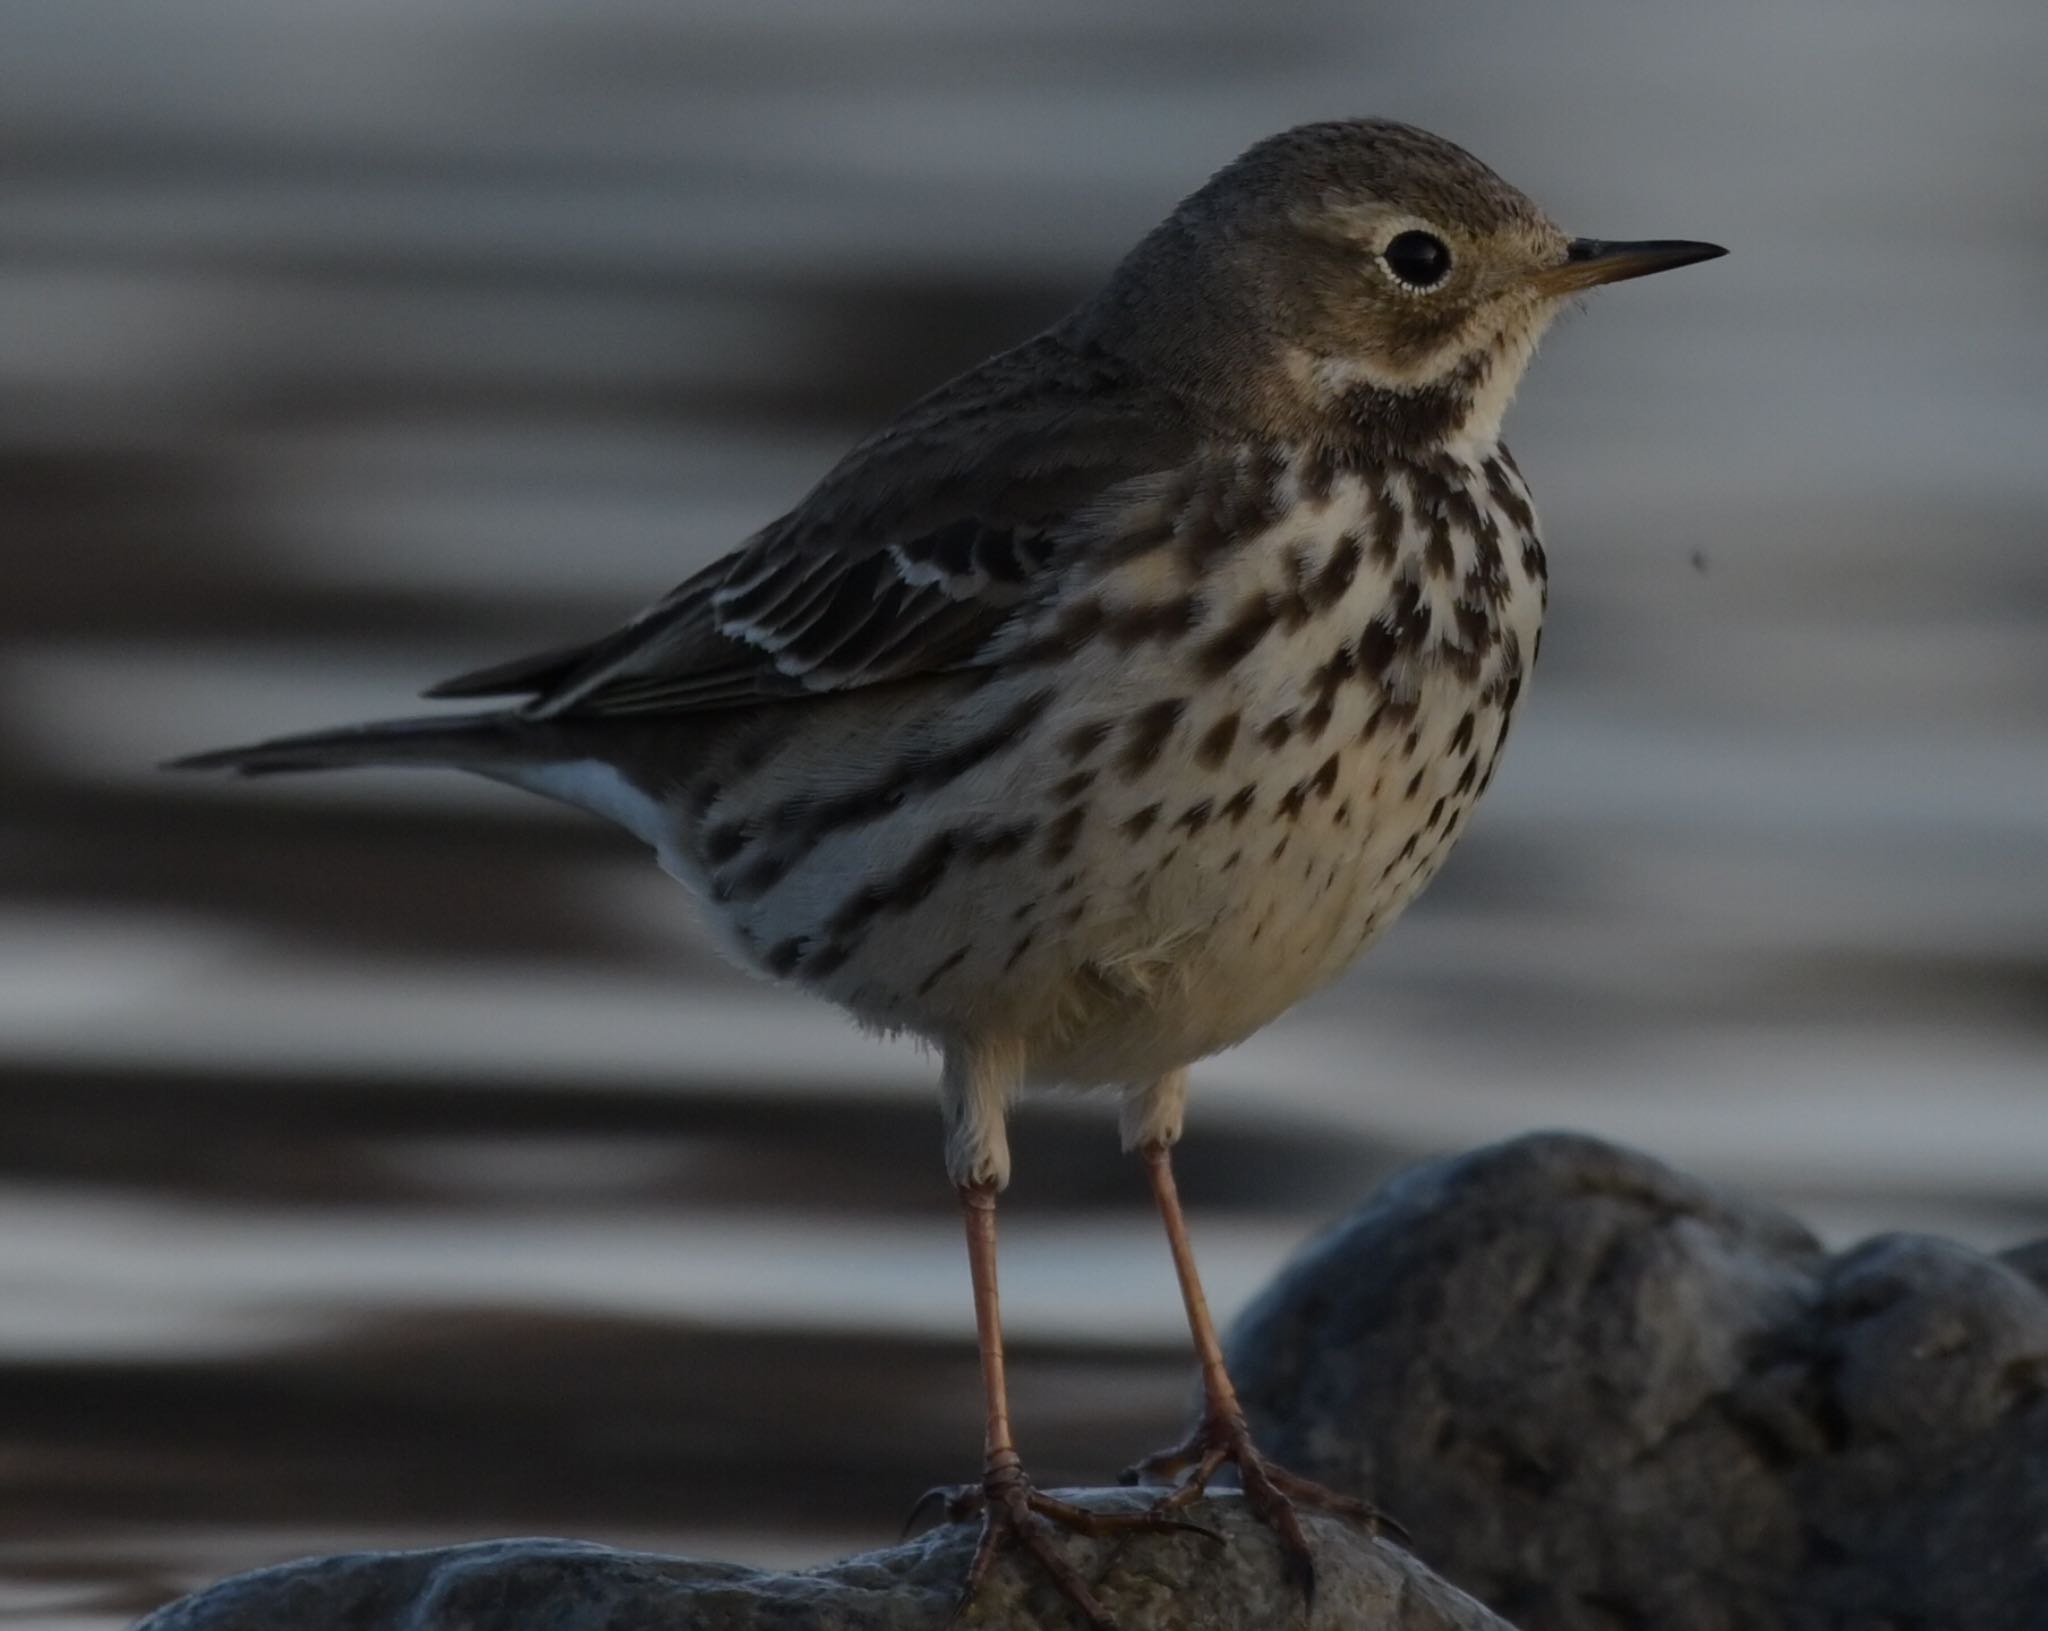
[1230, 1132, 2048, 1631]
[132, 1489, 1513, 1630]
[133, 1132, 2048, 1631]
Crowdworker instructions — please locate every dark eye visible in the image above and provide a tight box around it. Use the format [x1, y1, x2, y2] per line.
[1383, 230, 1452, 290]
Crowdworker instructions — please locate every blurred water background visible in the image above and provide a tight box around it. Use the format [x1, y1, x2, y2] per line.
[4, 1, 2046, 1624]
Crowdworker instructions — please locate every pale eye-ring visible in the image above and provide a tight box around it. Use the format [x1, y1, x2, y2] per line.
[1382, 230, 1453, 291]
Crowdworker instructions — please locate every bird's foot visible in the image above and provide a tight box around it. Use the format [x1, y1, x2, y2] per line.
[908, 1452, 1218, 1629]
[1121, 1410, 1401, 1603]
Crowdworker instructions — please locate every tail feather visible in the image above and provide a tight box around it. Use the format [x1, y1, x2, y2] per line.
[164, 709, 523, 777]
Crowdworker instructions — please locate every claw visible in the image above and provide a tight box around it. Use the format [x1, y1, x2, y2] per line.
[947, 1478, 1118, 1630]
[1265, 1462, 1412, 1546]
[929, 1467, 1228, 1628]
[902, 1482, 964, 1539]
[1125, 1411, 1402, 1601]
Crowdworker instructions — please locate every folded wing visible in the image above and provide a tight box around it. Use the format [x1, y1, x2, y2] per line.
[430, 332, 1197, 720]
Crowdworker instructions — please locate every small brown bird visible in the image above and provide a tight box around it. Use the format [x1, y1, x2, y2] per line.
[174, 119, 1723, 1626]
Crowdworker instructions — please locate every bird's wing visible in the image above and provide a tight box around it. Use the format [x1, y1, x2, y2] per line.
[428, 333, 1197, 719]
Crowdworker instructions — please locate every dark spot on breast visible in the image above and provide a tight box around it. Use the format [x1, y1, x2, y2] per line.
[1259, 711, 1297, 749]
[916, 943, 971, 997]
[1196, 713, 1241, 768]
[828, 829, 963, 940]
[1386, 577, 1432, 654]
[1063, 719, 1111, 763]
[1425, 512, 1456, 580]
[1004, 928, 1038, 972]
[774, 688, 1053, 838]
[1334, 799, 1352, 825]
[1175, 798, 1214, 834]
[1107, 594, 1200, 648]
[1042, 806, 1087, 863]
[807, 941, 853, 980]
[1298, 446, 1340, 505]
[1405, 767, 1425, 800]
[1119, 698, 1186, 776]
[1223, 783, 1258, 823]
[1310, 753, 1341, 798]
[1456, 755, 1480, 795]
[1407, 459, 1452, 511]
[969, 821, 1036, 861]
[1357, 615, 1398, 681]
[828, 884, 885, 939]
[1055, 596, 1108, 643]
[1276, 780, 1309, 822]
[1455, 599, 1493, 649]
[1197, 594, 1278, 677]
[1466, 545, 1509, 608]
[1445, 644, 1485, 685]
[726, 849, 793, 901]
[1446, 484, 1489, 540]
[1484, 455, 1536, 533]
[1122, 803, 1162, 839]
[1450, 711, 1476, 756]
[1011, 596, 1107, 666]
[893, 832, 962, 908]
[1368, 480, 1405, 565]
[1426, 796, 1446, 829]
[1300, 642, 1357, 740]
[1052, 768, 1098, 802]
[1311, 533, 1363, 610]
[1275, 554, 1316, 631]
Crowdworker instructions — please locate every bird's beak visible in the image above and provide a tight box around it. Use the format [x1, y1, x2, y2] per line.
[1532, 237, 1728, 295]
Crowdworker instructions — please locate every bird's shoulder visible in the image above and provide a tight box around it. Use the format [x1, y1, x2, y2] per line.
[433, 329, 1212, 717]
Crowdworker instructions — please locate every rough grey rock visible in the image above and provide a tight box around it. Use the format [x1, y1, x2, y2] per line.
[133, 1490, 1511, 1630]
[132, 1133, 2048, 1631]
[1231, 1132, 2048, 1631]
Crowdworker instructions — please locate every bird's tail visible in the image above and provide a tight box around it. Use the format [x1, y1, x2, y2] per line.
[164, 709, 532, 777]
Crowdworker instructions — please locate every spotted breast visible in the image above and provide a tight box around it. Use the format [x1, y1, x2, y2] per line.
[680, 440, 1546, 1088]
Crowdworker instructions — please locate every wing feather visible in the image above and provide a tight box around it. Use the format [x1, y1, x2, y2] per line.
[428, 330, 1198, 721]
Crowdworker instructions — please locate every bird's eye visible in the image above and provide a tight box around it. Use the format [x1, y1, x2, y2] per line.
[1382, 230, 1453, 291]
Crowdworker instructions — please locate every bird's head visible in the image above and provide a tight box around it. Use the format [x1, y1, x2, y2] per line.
[1084, 118, 1724, 457]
